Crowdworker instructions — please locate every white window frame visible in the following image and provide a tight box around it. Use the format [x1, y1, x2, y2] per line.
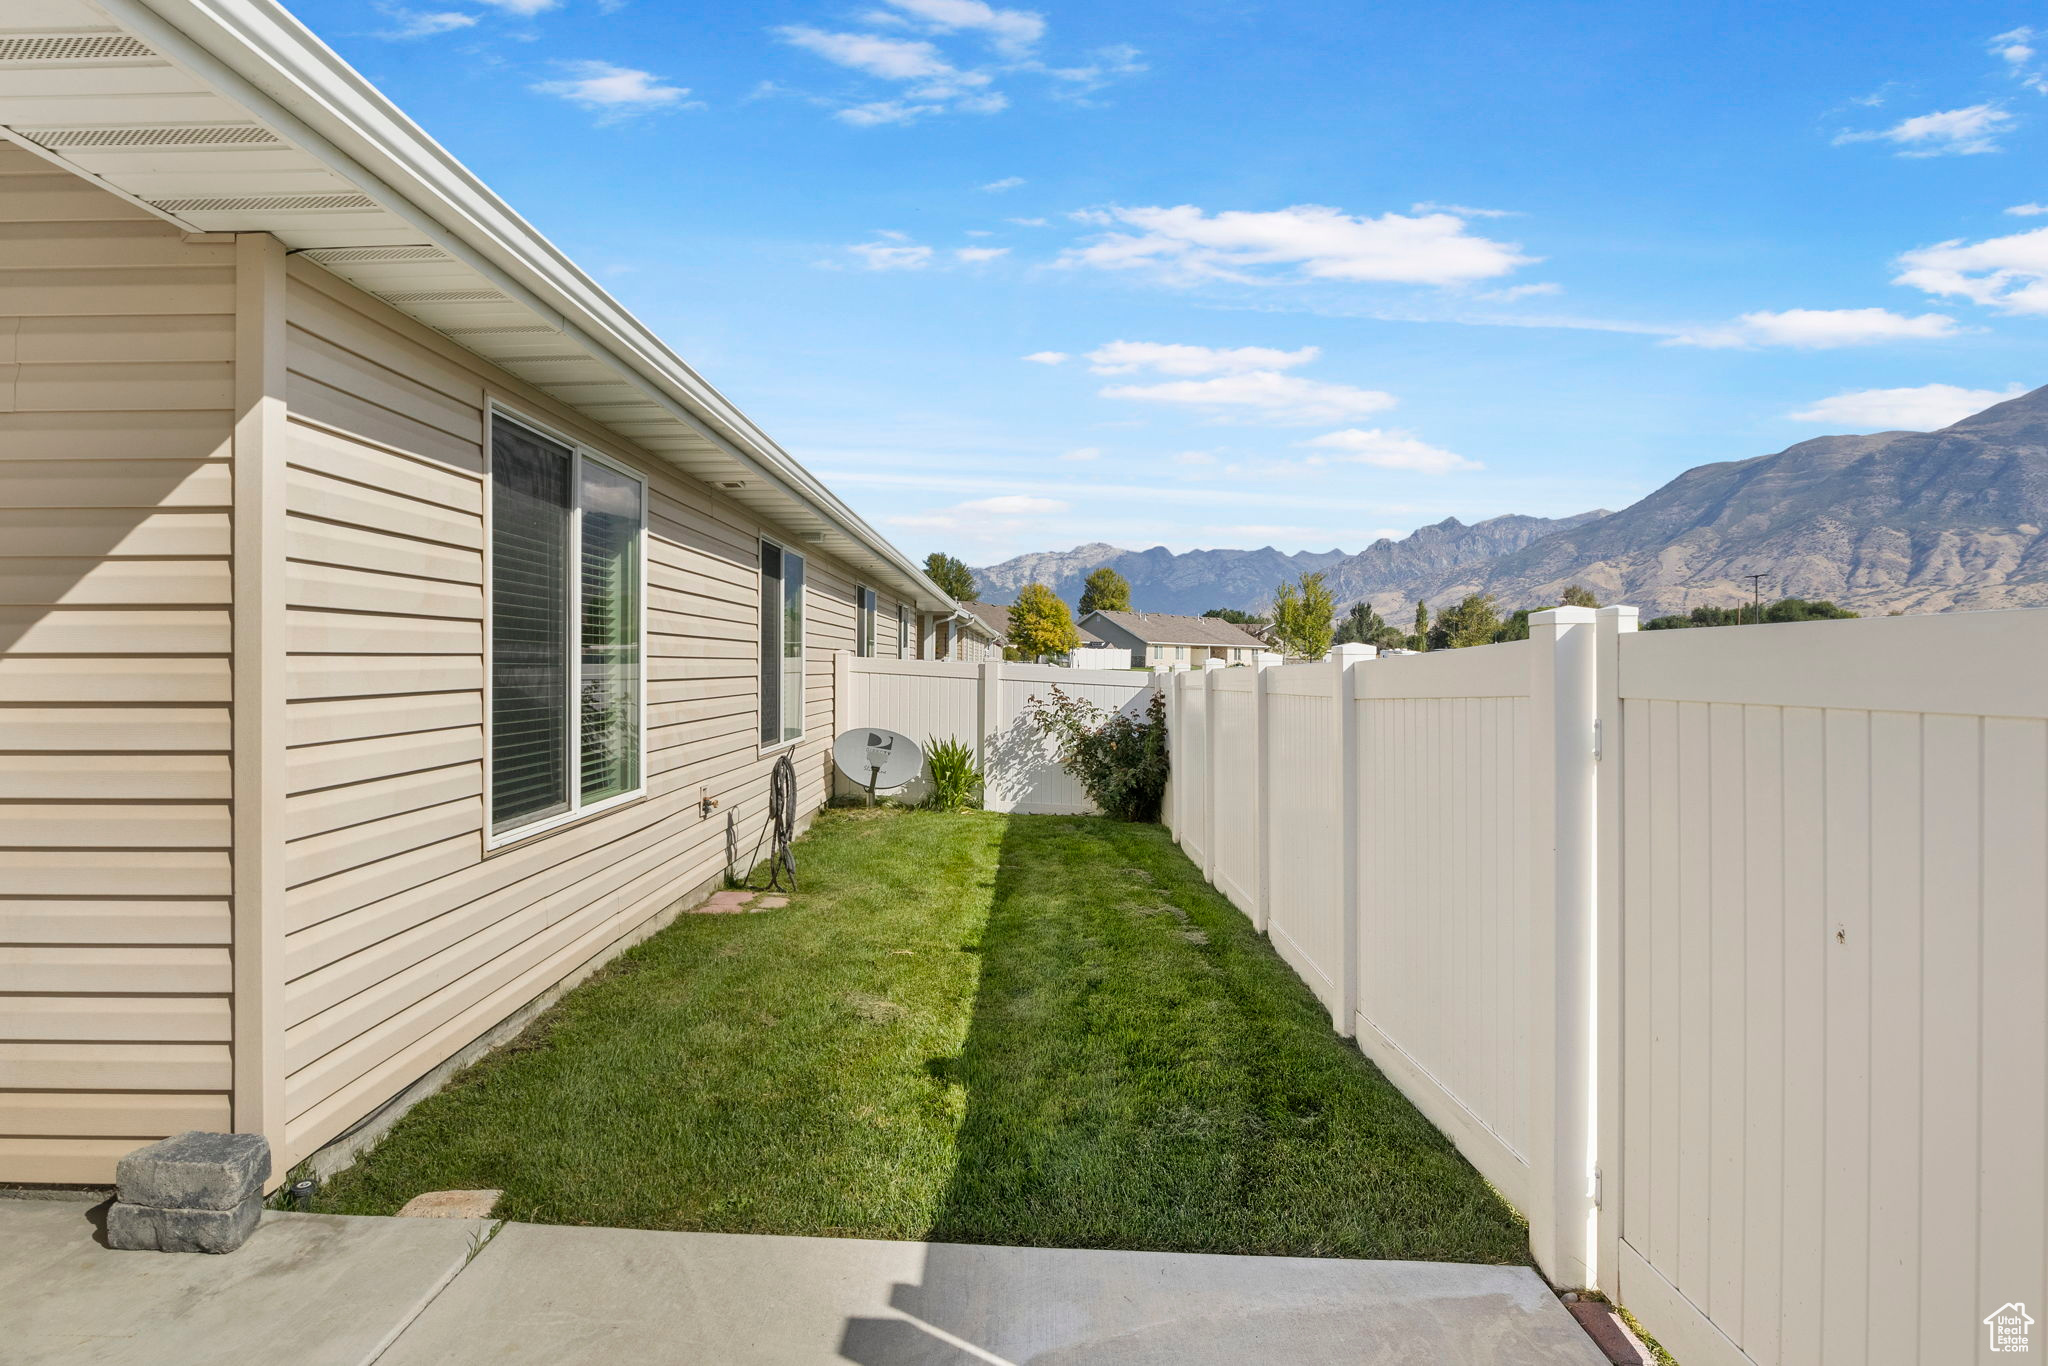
[855, 584, 877, 658]
[759, 536, 807, 753]
[483, 402, 648, 850]
[896, 603, 910, 659]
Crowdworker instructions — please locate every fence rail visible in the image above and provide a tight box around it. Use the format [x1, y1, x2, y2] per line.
[840, 655, 1154, 815]
[1165, 605, 2048, 1366]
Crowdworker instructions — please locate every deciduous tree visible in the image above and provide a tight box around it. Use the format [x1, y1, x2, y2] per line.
[1427, 593, 1504, 650]
[1271, 571, 1337, 658]
[1008, 582, 1082, 659]
[1078, 566, 1132, 615]
[923, 552, 978, 602]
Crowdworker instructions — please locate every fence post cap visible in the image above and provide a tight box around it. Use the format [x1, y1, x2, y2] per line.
[1202, 659, 1226, 671]
[1326, 643, 1377, 664]
[1595, 604, 1640, 623]
[1530, 605, 1598, 626]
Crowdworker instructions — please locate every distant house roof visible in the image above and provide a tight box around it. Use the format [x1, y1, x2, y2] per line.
[1082, 610, 1268, 649]
[959, 600, 1010, 640]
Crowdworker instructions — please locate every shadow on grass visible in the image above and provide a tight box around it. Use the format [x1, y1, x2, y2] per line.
[839, 813, 1532, 1363]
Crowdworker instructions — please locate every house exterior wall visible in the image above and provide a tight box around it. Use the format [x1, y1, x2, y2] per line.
[0, 142, 238, 1182]
[271, 257, 900, 1171]
[1078, 616, 1147, 668]
[0, 147, 920, 1185]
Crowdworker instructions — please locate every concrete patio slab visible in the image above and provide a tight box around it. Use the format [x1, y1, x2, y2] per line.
[0, 1196, 488, 1366]
[380, 1223, 1606, 1366]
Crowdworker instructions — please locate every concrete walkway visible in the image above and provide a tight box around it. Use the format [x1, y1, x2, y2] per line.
[3, 1196, 1606, 1365]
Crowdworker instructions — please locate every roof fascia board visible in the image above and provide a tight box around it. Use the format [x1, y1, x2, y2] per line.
[95, 0, 958, 613]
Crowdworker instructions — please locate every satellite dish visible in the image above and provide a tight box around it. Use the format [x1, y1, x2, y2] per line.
[833, 727, 924, 793]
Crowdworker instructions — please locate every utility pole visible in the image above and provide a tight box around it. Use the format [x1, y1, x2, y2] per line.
[1741, 573, 1768, 625]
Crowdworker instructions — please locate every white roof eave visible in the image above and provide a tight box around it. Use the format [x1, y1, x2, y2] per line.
[82, 0, 960, 615]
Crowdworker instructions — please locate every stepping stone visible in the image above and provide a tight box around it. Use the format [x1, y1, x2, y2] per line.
[690, 890, 755, 914]
[752, 896, 788, 910]
[398, 1189, 503, 1220]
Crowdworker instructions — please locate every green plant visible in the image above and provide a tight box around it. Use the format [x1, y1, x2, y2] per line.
[1271, 571, 1337, 658]
[923, 736, 983, 811]
[1008, 582, 1083, 660]
[1023, 686, 1169, 822]
[1078, 566, 1132, 615]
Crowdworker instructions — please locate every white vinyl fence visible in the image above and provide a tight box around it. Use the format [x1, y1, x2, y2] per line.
[1167, 606, 2048, 1366]
[839, 655, 1154, 814]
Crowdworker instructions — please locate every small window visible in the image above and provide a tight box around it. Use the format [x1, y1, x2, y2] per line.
[897, 603, 909, 658]
[760, 540, 806, 746]
[856, 585, 877, 657]
[488, 411, 644, 841]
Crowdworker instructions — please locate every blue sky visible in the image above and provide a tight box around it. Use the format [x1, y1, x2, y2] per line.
[295, 0, 2048, 562]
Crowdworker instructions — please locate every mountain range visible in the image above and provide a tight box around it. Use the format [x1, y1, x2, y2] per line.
[973, 383, 2048, 620]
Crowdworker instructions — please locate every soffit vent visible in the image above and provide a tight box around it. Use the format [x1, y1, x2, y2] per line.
[21, 124, 279, 149]
[0, 34, 154, 62]
[378, 288, 503, 304]
[439, 325, 556, 337]
[151, 191, 376, 212]
[503, 354, 596, 364]
[296, 245, 449, 265]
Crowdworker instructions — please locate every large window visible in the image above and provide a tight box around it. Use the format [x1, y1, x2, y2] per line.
[759, 540, 805, 746]
[489, 410, 644, 841]
[856, 585, 877, 658]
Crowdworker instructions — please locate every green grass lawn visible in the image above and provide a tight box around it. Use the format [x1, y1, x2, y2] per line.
[313, 808, 1529, 1263]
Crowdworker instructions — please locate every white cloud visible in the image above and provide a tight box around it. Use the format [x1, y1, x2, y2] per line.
[472, 0, 557, 13]
[955, 246, 1010, 262]
[1834, 103, 2014, 157]
[779, 27, 968, 84]
[1478, 282, 1562, 302]
[1787, 383, 2026, 430]
[961, 494, 1065, 514]
[375, 8, 478, 39]
[888, 492, 1067, 536]
[1894, 225, 2048, 314]
[1300, 428, 1481, 474]
[1174, 450, 1219, 465]
[1084, 340, 1319, 376]
[981, 176, 1025, 191]
[1059, 446, 1100, 461]
[531, 62, 695, 121]
[1059, 203, 1534, 287]
[1992, 26, 2048, 94]
[1007, 216, 1049, 226]
[1022, 350, 1069, 364]
[1411, 201, 1519, 218]
[2007, 203, 2048, 216]
[1100, 371, 1398, 425]
[869, 0, 1045, 57]
[848, 238, 935, 269]
[1669, 307, 1960, 348]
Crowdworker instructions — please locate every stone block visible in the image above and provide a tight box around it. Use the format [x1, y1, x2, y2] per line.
[107, 1196, 263, 1254]
[116, 1131, 271, 1211]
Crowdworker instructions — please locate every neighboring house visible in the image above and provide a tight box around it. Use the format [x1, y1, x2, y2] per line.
[1080, 610, 1270, 669]
[957, 600, 1012, 656]
[0, 0, 973, 1187]
[912, 606, 999, 662]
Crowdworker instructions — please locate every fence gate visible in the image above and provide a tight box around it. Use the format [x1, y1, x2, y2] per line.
[1603, 610, 2048, 1366]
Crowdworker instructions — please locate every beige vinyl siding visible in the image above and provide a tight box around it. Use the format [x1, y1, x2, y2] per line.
[276, 259, 861, 1167]
[0, 143, 235, 1183]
